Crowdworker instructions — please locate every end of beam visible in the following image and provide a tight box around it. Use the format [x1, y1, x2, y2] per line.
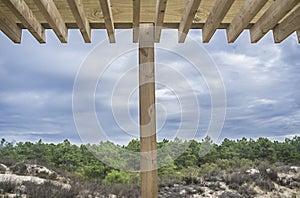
[99, 0, 116, 43]
[0, 10, 22, 43]
[155, 0, 168, 43]
[178, 0, 201, 43]
[133, 0, 140, 43]
[226, 0, 268, 43]
[202, 0, 234, 43]
[273, 6, 300, 43]
[250, 0, 299, 43]
[33, 0, 68, 43]
[4, 0, 46, 43]
[67, 0, 92, 43]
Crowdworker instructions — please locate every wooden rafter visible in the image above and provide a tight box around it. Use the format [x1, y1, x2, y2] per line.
[99, 0, 115, 43]
[297, 30, 300, 43]
[202, 0, 234, 43]
[226, 0, 268, 43]
[0, 9, 22, 43]
[133, 0, 140, 43]
[154, 0, 167, 43]
[67, 0, 91, 43]
[178, 0, 201, 43]
[0, 0, 299, 44]
[3, 0, 45, 43]
[33, 0, 68, 43]
[273, 6, 300, 43]
[250, 0, 299, 43]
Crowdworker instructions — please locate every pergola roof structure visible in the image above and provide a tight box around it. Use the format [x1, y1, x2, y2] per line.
[0, 0, 299, 44]
[1, 1, 299, 197]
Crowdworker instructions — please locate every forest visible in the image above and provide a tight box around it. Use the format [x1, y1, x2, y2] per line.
[0, 136, 299, 184]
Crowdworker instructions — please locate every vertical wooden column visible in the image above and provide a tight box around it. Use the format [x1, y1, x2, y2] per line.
[139, 23, 158, 198]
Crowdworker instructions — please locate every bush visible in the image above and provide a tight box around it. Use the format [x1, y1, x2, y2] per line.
[255, 177, 275, 191]
[158, 160, 179, 181]
[235, 158, 255, 171]
[199, 163, 222, 177]
[104, 170, 138, 185]
[180, 166, 201, 184]
[237, 185, 256, 198]
[0, 180, 16, 194]
[215, 159, 232, 171]
[101, 184, 140, 197]
[24, 181, 78, 198]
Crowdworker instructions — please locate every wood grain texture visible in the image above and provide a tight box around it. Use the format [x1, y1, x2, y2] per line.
[202, 0, 234, 43]
[154, 0, 167, 42]
[250, 0, 299, 43]
[273, 6, 300, 43]
[0, 9, 22, 43]
[3, 0, 46, 43]
[139, 23, 158, 198]
[133, 0, 140, 43]
[67, 0, 91, 43]
[226, 0, 268, 43]
[99, 0, 115, 43]
[0, 0, 298, 43]
[0, 0, 290, 24]
[33, 0, 68, 43]
[178, 0, 201, 43]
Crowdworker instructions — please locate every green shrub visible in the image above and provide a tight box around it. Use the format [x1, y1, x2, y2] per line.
[179, 166, 201, 184]
[199, 163, 222, 177]
[158, 160, 179, 181]
[104, 170, 138, 185]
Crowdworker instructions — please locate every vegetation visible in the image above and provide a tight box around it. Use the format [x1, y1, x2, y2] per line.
[0, 136, 299, 184]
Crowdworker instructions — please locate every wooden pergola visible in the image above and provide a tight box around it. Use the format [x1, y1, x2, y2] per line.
[1, 0, 299, 197]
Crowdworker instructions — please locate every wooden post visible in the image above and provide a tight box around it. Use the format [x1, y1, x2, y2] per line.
[139, 23, 158, 198]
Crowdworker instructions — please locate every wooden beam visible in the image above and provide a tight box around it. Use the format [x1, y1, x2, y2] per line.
[273, 6, 300, 43]
[0, 10, 22, 43]
[33, 0, 68, 43]
[297, 30, 300, 43]
[67, 0, 91, 43]
[99, 0, 115, 43]
[139, 23, 158, 198]
[155, 0, 167, 43]
[226, 0, 268, 43]
[250, 0, 299, 43]
[4, 0, 45, 43]
[178, 0, 201, 43]
[133, 0, 140, 43]
[202, 0, 234, 43]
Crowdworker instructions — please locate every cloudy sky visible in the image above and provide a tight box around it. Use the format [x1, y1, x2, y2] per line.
[0, 28, 299, 145]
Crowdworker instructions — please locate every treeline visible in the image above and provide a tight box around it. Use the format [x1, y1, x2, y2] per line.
[0, 136, 299, 183]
